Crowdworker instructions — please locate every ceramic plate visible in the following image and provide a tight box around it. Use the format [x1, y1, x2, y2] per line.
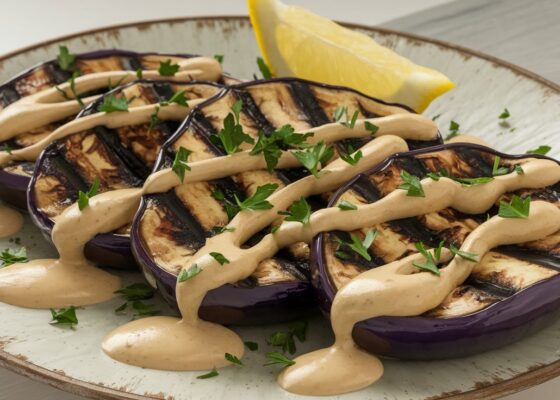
[1, 16, 559, 400]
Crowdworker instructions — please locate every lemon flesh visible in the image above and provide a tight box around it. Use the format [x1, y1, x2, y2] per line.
[248, 0, 455, 112]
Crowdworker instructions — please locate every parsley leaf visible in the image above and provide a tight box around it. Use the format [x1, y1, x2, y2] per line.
[0, 247, 27, 267]
[160, 90, 188, 107]
[428, 168, 493, 187]
[364, 121, 379, 135]
[333, 106, 359, 128]
[225, 353, 243, 366]
[499, 108, 510, 120]
[337, 200, 357, 210]
[178, 264, 202, 282]
[136, 68, 143, 79]
[149, 106, 162, 131]
[449, 244, 478, 262]
[268, 331, 296, 354]
[264, 352, 295, 367]
[114, 282, 154, 301]
[78, 176, 100, 211]
[158, 59, 180, 76]
[526, 145, 551, 155]
[197, 368, 219, 379]
[210, 100, 255, 154]
[99, 95, 129, 113]
[398, 170, 425, 197]
[131, 301, 160, 318]
[257, 57, 272, 79]
[244, 341, 259, 351]
[445, 120, 460, 140]
[50, 306, 78, 328]
[211, 188, 239, 220]
[172, 147, 192, 183]
[57, 46, 76, 71]
[293, 141, 334, 177]
[235, 183, 278, 211]
[210, 252, 230, 265]
[492, 155, 509, 176]
[412, 242, 440, 276]
[214, 54, 224, 64]
[499, 195, 530, 219]
[339, 144, 363, 166]
[348, 229, 377, 261]
[514, 165, 524, 175]
[433, 240, 445, 261]
[2, 144, 12, 155]
[432, 114, 441, 121]
[278, 197, 311, 224]
[333, 106, 346, 122]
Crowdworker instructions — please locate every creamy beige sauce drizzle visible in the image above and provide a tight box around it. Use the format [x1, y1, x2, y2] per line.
[0, 56, 221, 142]
[0, 205, 24, 238]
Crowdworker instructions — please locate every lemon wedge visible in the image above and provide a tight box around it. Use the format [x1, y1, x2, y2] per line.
[248, 0, 455, 112]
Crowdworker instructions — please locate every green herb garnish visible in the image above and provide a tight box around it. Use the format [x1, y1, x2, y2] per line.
[50, 306, 78, 328]
[432, 114, 441, 121]
[364, 121, 379, 135]
[214, 54, 224, 64]
[445, 120, 460, 140]
[339, 144, 363, 166]
[160, 90, 188, 107]
[172, 146, 192, 183]
[210, 252, 230, 265]
[526, 145, 551, 155]
[178, 264, 202, 282]
[131, 301, 160, 318]
[348, 229, 377, 261]
[256, 57, 272, 79]
[99, 95, 129, 113]
[0, 247, 27, 267]
[514, 165, 524, 175]
[427, 168, 493, 187]
[211, 188, 239, 220]
[244, 341, 259, 351]
[492, 155, 509, 176]
[333, 106, 358, 128]
[433, 240, 445, 261]
[197, 368, 219, 379]
[449, 244, 478, 262]
[264, 352, 295, 367]
[78, 176, 100, 211]
[136, 68, 143, 79]
[210, 225, 235, 235]
[271, 225, 281, 234]
[278, 197, 311, 224]
[2, 144, 12, 155]
[293, 141, 334, 177]
[158, 59, 180, 76]
[149, 106, 162, 131]
[412, 242, 440, 276]
[267, 320, 307, 355]
[398, 170, 425, 197]
[57, 46, 76, 71]
[210, 100, 255, 154]
[498, 195, 530, 219]
[235, 183, 278, 211]
[225, 352, 243, 366]
[499, 108, 510, 120]
[114, 282, 155, 314]
[337, 200, 357, 210]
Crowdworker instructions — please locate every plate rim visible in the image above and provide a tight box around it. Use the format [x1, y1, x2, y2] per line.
[1, 14, 559, 400]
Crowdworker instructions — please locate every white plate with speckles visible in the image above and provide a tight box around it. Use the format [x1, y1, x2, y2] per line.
[0, 16, 559, 400]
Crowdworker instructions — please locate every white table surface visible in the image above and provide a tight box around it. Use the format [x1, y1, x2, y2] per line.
[0, 1, 558, 399]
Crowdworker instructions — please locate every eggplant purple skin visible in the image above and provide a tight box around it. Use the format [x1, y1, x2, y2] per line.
[0, 49, 200, 210]
[311, 142, 560, 360]
[130, 77, 435, 325]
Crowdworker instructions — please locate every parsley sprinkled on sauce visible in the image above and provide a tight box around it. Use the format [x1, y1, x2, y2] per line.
[99, 95, 130, 113]
[225, 353, 244, 366]
[526, 145, 551, 155]
[57, 46, 76, 71]
[293, 142, 334, 177]
[337, 200, 357, 211]
[499, 195, 530, 219]
[50, 306, 78, 328]
[78, 177, 100, 211]
[158, 59, 180, 76]
[339, 144, 363, 166]
[412, 242, 440, 276]
[235, 183, 278, 211]
[197, 368, 219, 379]
[160, 90, 188, 107]
[445, 120, 460, 140]
[514, 165, 524, 175]
[148, 106, 162, 132]
[135, 68, 143, 79]
[210, 100, 255, 154]
[178, 264, 202, 282]
[364, 121, 379, 135]
[210, 252, 230, 265]
[265, 352, 295, 367]
[449, 244, 478, 262]
[278, 197, 311, 224]
[172, 147, 192, 183]
[0, 247, 27, 267]
[256, 57, 272, 79]
[398, 170, 425, 197]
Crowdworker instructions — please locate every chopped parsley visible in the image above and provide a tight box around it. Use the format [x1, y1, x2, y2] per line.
[445, 120, 460, 140]
[149, 106, 162, 131]
[56, 46, 76, 71]
[0, 247, 27, 267]
[172, 146, 192, 183]
[364, 121, 379, 135]
[210, 225, 235, 235]
[244, 341, 259, 351]
[337, 200, 357, 211]
[211, 188, 239, 220]
[210, 100, 255, 154]
[78, 177, 100, 211]
[293, 141, 334, 177]
[225, 353, 243, 366]
[499, 195, 530, 219]
[333, 106, 359, 128]
[158, 59, 180, 76]
[432, 114, 441, 121]
[160, 90, 188, 107]
[178, 264, 202, 282]
[136, 68, 143, 79]
[2, 144, 12, 154]
[348, 229, 377, 261]
[264, 352, 295, 367]
[339, 144, 363, 166]
[278, 197, 311, 224]
[131, 301, 160, 318]
[499, 108, 511, 120]
[214, 54, 224, 64]
[412, 242, 440, 276]
[114, 282, 156, 315]
[267, 321, 307, 355]
[197, 368, 219, 379]
[256, 57, 272, 79]
[492, 155, 509, 176]
[449, 244, 478, 262]
[526, 145, 551, 155]
[427, 168, 493, 187]
[50, 306, 78, 328]
[514, 165, 524, 175]
[99, 95, 129, 113]
[398, 170, 425, 197]
[235, 183, 278, 211]
[209, 252, 230, 265]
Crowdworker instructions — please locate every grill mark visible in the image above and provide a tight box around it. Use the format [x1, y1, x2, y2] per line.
[123, 56, 142, 71]
[48, 144, 89, 193]
[464, 276, 515, 298]
[234, 90, 276, 135]
[498, 246, 560, 271]
[275, 251, 310, 280]
[349, 175, 383, 203]
[457, 147, 494, 176]
[0, 84, 21, 107]
[288, 81, 330, 126]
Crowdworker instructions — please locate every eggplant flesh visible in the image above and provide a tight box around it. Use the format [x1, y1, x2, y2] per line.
[131, 77, 441, 325]
[314, 143, 560, 359]
[27, 80, 223, 269]
[0, 50, 203, 209]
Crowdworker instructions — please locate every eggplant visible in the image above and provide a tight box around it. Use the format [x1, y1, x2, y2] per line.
[312, 143, 560, 359]
[130, 77, 442, 325]
[27, 80, 223, 269]
[0, 49, 226, 209]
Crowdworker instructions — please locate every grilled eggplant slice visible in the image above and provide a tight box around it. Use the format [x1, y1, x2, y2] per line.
[313, 143, 560, 359]
[27, 80, 223, 268]
[131, 77, 442, 325]
[0, 49, 224, 208]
